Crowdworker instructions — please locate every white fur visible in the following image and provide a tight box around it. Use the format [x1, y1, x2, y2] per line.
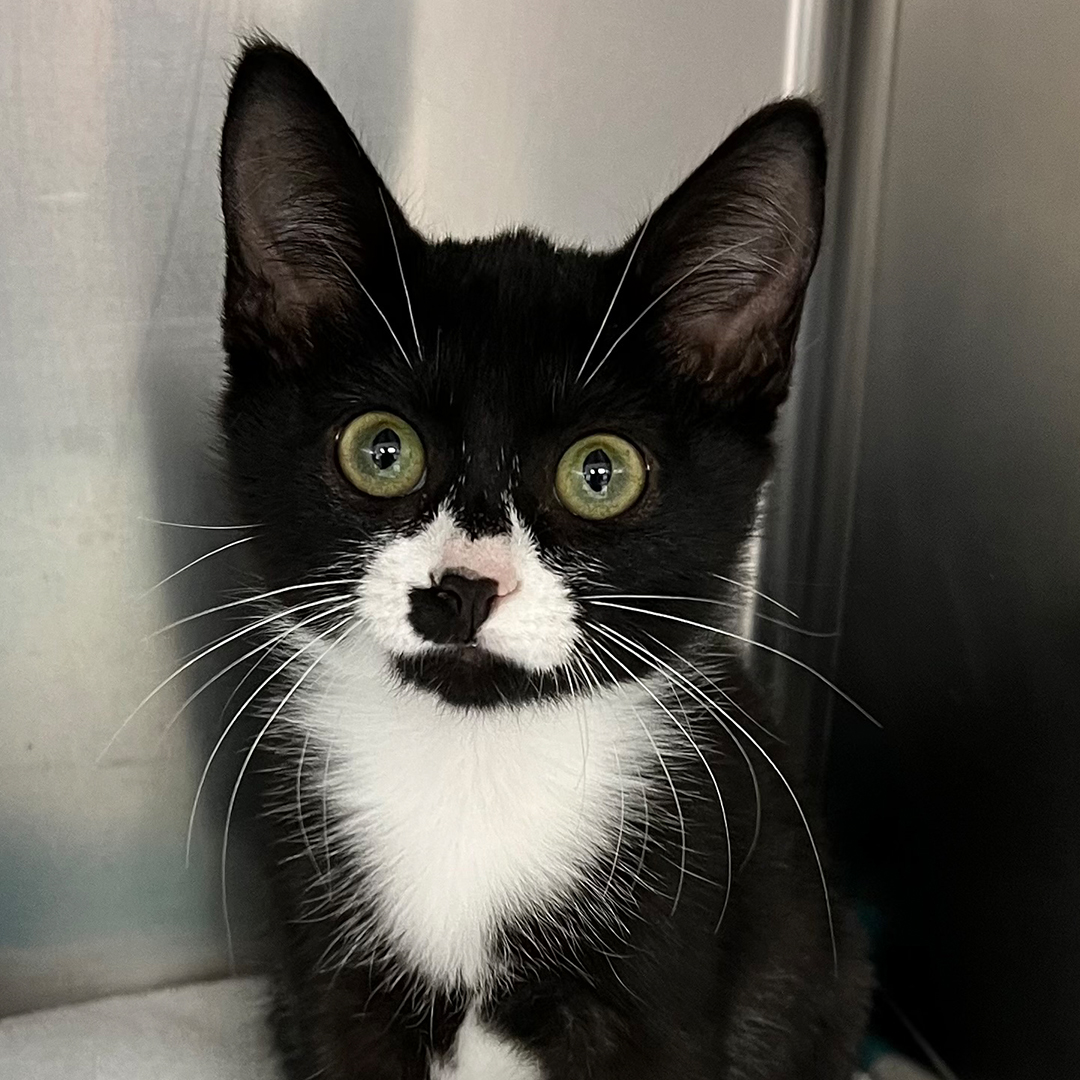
[355, 506, 579, 671]
[306, 642, 662, 991]
[287, 503, 673, 1075]
[430, 1008, 542, 1080]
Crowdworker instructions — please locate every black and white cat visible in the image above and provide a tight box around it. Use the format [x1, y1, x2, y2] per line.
[218, 41, 870, 1080]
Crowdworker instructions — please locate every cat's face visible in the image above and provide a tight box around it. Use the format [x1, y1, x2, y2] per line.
[219, 45, 824, 711]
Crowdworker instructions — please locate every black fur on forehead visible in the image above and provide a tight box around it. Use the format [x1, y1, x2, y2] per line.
[219, 41, 825, 700]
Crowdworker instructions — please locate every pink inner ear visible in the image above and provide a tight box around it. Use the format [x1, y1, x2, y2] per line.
[438, 537, 520, 597]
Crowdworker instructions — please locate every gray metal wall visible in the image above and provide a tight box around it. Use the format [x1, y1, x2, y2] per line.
[759, 1, 1080, 1075]
[0, 0, 796, 1016]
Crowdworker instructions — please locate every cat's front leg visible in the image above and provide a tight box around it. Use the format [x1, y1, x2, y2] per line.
[486, 978, 715, 1080]
[271, 965, 453, 1080]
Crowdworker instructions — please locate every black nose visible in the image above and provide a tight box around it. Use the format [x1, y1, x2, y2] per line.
[408, 572, 500, 645]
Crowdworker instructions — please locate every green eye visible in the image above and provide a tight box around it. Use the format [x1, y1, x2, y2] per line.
[337, 411, 426, 497]
[555, 433, 647, 520]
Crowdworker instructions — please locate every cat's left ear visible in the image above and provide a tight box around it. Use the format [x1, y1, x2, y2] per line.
[625, 100, 826, 408]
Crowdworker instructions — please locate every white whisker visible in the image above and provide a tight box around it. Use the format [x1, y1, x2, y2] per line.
[590, 617, 837, 969]
[140, 534, 253, 598]
[321, 747, 334, 897]
[220, 614, 357, 969]
[581, 237, 756, 388]
[576, 211, 653, 382]
[587, 600, 881, 729]
[138, 517, 261, 531]
[151, 578, 358, 637]
[594, 622, 762, 880]
[580, 636, 688, 917]
[606, 742, 627, 900]
[580, 592, 828, 638]
[379, 189, 422, 364]
[296, 733, 321, 877]
[98, 593, 352, 763]
[579, 701, 652, 927]
[322, 239, 413, 370]
[711, 574, 800, 619]
[184, 600, 357, 867]
[640, 628, 781, 744]
[153, 607, 337, 749]
[589, 630, 732, 933]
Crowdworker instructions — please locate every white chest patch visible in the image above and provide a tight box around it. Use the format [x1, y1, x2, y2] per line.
[430, 1008, 543, 1080]
[302, 643, 663, 992]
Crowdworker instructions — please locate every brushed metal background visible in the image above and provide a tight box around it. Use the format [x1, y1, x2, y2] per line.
[829, 2, 1080, 1075]
[756, 1, 1080, 1075]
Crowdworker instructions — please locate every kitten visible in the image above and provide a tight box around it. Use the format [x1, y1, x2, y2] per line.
[218, 41, 870, 1080]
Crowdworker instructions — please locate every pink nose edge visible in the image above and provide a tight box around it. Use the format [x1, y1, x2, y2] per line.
[438, 538, 520, 597]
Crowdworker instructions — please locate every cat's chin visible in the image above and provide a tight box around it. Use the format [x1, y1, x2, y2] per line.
[393, 646, 564, 710]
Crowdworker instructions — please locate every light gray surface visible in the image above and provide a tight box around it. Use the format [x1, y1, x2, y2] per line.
[0, 0, 798, 1015]
[0, 978, 280, 1080]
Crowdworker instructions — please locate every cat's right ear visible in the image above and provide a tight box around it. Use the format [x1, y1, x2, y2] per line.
[220, 41, 417, 368]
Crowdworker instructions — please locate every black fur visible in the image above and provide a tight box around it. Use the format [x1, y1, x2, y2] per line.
[219, 40, 870, 1080]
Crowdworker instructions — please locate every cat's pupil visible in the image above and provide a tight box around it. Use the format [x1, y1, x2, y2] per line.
[371, 428, 402, 470]
[582, 449, 613, 494]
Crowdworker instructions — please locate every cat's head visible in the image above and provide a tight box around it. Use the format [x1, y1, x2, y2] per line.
[219, 43, 824, 711]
